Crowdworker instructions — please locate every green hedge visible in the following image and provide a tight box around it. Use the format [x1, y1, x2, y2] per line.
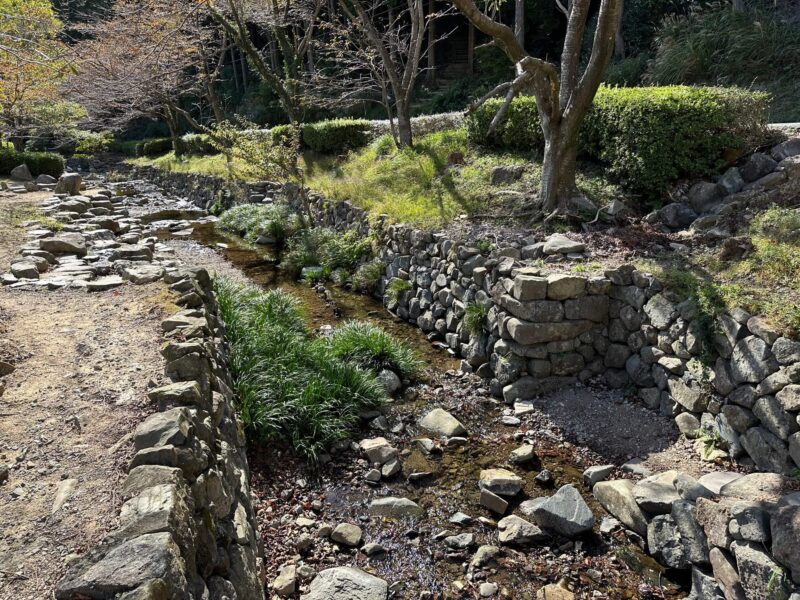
[301, 119, 373, 153]
[182, 133, 215, 156]
[0, 148, 64, 178]
[135, 137, 174, 158]
[466, 86, 769, 198]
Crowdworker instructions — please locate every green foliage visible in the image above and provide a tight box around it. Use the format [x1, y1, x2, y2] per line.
[214, 278, 387, 463]
[321, 320, 422, 378]
[647, 7, 800, 122]
[0, 147, 64, 177]
[352, 259, 384, 294]
[217, 203, 299, 245]
[604, 54, 650, 87]
[467, 86, 769, 200]
[72, 130, 113, 156]
[136, 137, 173, 158]
[385, 278, 412, 304]
[281, 228, 372, 279]
[464, 303, 489, 336]
[182, 133, 215, 156]
[301, 119, 373, 154]
[752, 206, 800, 244]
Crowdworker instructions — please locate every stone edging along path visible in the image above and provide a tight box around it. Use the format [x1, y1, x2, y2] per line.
[1, 176, 264, 599]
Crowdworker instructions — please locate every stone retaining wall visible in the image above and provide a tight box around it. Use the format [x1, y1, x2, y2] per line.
[56, 268, 264, 600]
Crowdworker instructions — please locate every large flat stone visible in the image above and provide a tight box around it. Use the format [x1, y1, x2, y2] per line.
[593, 480, 648, 536]
[300, 567, 387, 600]
[530, 484, 594, 537]
[507, 318, 594, 345]
[418, 408, 467, 437]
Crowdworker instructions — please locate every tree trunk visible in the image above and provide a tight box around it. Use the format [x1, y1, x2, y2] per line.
[467, 23, 475, 74]
[539, 128, 579, 212]
[514, 0, 525, 49]
[165, 108, 183, 157]
[426, 0, 436, 83]
[396, 101, 413, 148]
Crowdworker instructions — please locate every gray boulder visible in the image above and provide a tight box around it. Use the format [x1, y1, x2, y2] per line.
[497, 515, 547, 545]
[740, 152, 777, 182]
[771, 492, 800, 584]
[55, 173, 82, 195]
[734, 540, 793, 598]
[659, 203, 697, 229]
[593, 480, 649, 536]
[717, 167, 745, 194]
[300, 567, 387, 600]
[10, 164, 33, 181]
[687, 182, 723, 213]
[542, 233, 585, 255]
[419, 408, 467, 437]
[368, 497, 424, 519]
[633, 470, 680, 515]
[531, 484, 594, 537]
[647, 514, 687, 569]
[730, 336, 779, 384]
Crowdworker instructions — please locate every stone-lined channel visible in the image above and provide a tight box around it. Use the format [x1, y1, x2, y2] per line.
[172, 220, 686, 599]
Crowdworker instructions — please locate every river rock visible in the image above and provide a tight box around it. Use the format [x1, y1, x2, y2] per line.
[331, 523, 362, 547]
[543, 234, 584, 255]
[10, 164, 33, 181]
[530, 484, 594, 537]
[443, 532, 474, 550]
[497, 515, 547, 545]
[377, 369, 401, 394]
[479, 468, 523, 496]
[419, 408, 467, 437]
[480, 489, 509, 514]
[301, 567, 388, 600]
[593, 480, 648, 536]
[368, 497, 424, 519]
[583, 465, 614, 487]
[509, 445, 536, 464]
[633, 471, 680, 515]
[273, 565, 297, 597]
[359, 438, 397, 465]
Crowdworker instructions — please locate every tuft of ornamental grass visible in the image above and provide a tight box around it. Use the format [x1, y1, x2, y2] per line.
[217, 203, 299, 245]
[281, 227, 372, 279]
[385, 278, 412, 304]
[320, 320, 423, 379]
[464, 302, 489, 336]
[351, 259, 384, 294]
[214, 277, 387, 463]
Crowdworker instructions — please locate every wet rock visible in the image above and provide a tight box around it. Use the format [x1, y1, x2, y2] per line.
[593, 480, 648, 536]
[497, 515, 547, 545]
[479, 468, 523, 496]
[301, 567, 388, 600]
[531, 484, 594, 537]
[331, 523, 363, 547]
[633, 470, 680, 515]
[583, 465, 614, 487]
[368, 497, 424, 519]
[418, 408, 467, 437]
[480, 489, 509, 514]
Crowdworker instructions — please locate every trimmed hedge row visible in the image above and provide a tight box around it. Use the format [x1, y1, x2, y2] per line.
[466, 86, 770, 198]
[0, 148, 64, 178]
[135, 137, 174, 158]
[301, 119, 372, 153]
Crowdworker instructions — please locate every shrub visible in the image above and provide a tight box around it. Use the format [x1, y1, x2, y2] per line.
[604, 54, 649, 87]
[270, 124, 296, 147]
[352, 259, 385, 294]
[281, 228, 372, 279]
[73, 130, 113, 156]
[0, 147, 64, 178]
[136, 137, 174, 158]
[466, 86, 769, 199]
[646, 7, 800, 122]
[217, 203, 298, 244]
[182, 133, 216, 156]
[214, 278, 387, 463]
[752, 206, 800, 244]
[321, 321, 422, 378]
[301, 119, 372, 154]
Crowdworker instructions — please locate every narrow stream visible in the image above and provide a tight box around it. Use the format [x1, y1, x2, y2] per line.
[169, 219, 687, 599]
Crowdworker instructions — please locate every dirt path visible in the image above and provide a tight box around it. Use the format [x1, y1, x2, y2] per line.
[0, 191, 172, 599]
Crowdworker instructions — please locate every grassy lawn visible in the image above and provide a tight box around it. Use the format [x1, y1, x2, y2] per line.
[129, 128, 624, 227]
[637, 206, 800, 338]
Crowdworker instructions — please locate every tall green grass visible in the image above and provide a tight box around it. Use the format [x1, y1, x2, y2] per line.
[214, 278, 419, 462]
[281, 227, 372, 278]
[217, 203, 299, 244]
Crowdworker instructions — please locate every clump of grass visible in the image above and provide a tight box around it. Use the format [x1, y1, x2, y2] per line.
[214, 278, 388, 463]
[385, 278, 412, 304]
[753, 206, 800, 244]
[282, 228, 372, 279]
[321, 320, 422, 378]
[217, 203, 299, 244]
[352, 259, 384, 294]
[5, 206, 64, 231]
[464, 302, 489, 336]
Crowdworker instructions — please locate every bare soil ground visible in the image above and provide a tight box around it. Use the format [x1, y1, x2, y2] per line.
[0, 191, 173, 599]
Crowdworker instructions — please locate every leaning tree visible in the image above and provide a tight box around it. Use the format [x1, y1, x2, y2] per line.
[451, 0, 622, 216]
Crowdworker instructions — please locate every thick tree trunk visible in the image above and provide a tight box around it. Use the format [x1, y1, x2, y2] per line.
[540, 128, 579, 212]
[396, 101, 413, 148]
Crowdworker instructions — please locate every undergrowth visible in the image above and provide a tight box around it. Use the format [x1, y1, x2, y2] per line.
[281, 227, 373, 279]
[215, 278, 418, 463]
[217, 203, 299, 244]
